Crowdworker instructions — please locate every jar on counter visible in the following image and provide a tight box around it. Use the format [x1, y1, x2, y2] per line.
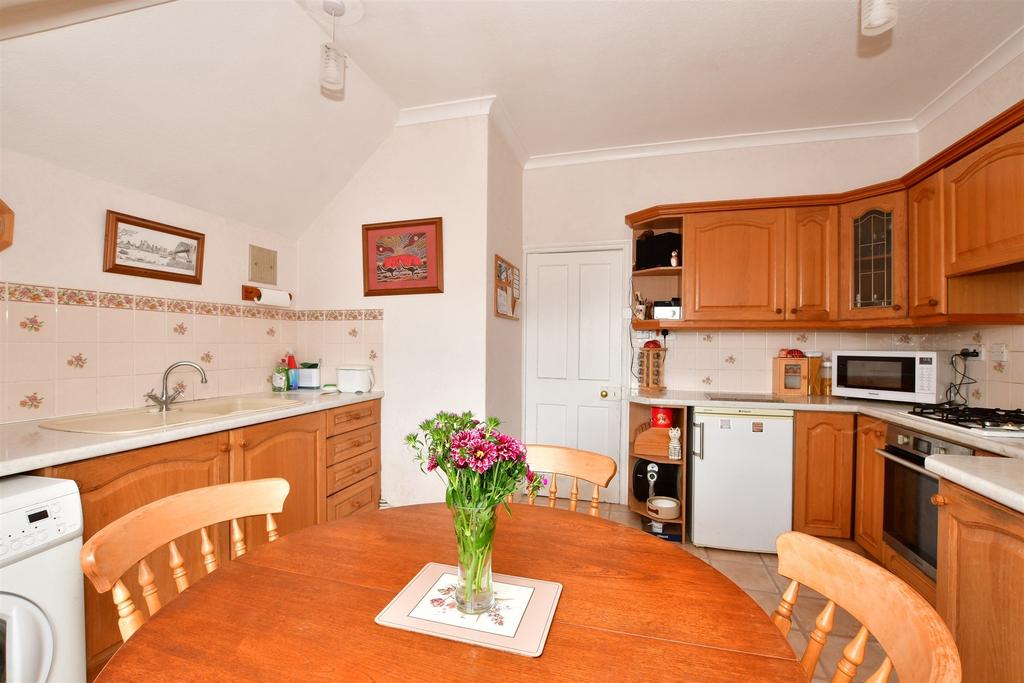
[821, 361, 833, 397]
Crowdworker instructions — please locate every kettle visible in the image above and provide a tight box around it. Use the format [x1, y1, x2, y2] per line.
[336, 365, 375, 393]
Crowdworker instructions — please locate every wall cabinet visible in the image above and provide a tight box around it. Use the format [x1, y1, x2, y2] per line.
[684, 208, 786, 321]
[230, 412, 326, 553]
[945, 124, 1024, 276]
[839, 191, 908, 320]
[908, 171, 947, 316]
[853, 416, 886, 561]
[784, 205, 838, 321]
[937, 481, 1024, 682]
[793, 412, 855, 538]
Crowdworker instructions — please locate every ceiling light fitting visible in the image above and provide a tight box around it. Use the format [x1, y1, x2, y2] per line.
[320, 0, 348, 100]
[861, 0, 897, 36]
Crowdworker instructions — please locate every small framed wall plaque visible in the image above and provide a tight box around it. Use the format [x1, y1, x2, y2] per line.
[494, 254, 520, 320]
[103, 210, 205, 284]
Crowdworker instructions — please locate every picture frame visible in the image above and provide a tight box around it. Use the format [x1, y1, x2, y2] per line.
[494, 254, 520, 320]
[362, 217, 444, 296]
[103, 210, 205, 284]
[0, 199, 13, 251]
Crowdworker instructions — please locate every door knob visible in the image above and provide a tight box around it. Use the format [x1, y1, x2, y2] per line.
[775, 308, 783, 314]
[892, 304, 902, 311]
[928, 298, 939, 306]
[790, 308, 798, 314]
[600, 390, 609, 398]
[930, 494, 948, 507]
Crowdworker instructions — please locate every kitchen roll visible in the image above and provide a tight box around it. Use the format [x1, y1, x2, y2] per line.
[254, 288, 292, 307]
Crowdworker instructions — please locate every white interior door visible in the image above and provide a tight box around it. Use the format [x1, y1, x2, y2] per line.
[524, 249, 624, 502]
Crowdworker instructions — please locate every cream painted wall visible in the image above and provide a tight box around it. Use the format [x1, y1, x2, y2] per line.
[523, 134, 917, 246]
[296, 116, 490, 506]
[485, 121, 524, 436]
[0, 149, 297, 300]
[918, 51, 1024, 160]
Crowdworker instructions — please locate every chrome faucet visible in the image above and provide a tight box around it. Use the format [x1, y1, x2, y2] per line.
[146, 361, 209, 412]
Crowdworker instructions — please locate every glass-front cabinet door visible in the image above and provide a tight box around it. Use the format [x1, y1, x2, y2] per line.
[839, 191, 908, 320]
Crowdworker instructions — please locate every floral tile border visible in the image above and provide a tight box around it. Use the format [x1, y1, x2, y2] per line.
[0, 282, 382, 320]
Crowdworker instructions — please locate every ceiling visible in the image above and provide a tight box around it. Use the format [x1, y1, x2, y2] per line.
[2, 0, 1022, 235]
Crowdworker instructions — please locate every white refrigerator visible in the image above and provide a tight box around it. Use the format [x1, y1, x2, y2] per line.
[690, 407, 794, 552]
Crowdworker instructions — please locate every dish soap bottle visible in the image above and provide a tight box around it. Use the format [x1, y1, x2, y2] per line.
[272, 359, 289, 393]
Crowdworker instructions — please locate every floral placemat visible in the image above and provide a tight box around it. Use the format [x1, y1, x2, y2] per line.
[374, 562, 562, 657]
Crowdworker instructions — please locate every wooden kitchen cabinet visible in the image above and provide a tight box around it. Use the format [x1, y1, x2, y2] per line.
[793, 412, 855, 538]
[683, 208, 786, 321]
[39, 433, 231, 679]
[945, 123, 1024, 276]
[230, 412, 327, 552]
[839, 191, 908, 320]
[853, 416, 886, 560]
[784, 205, 838, 322]
[908, 171, 947, 316]
[937, 481, 1024, 683]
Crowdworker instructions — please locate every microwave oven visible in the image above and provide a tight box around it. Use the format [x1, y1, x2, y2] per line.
[832, 350, 951, 404]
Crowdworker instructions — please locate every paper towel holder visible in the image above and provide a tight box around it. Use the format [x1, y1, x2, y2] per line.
[241, 285, 293, 305]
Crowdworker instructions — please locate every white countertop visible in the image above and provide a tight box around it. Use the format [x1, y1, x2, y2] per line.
[0, 390, 384, 477]
[927, 455, 1024, 514]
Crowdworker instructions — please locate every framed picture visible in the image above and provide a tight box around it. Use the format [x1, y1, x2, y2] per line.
[362, 217, 444, 296]
[494, 254, 520, 320]
[103, 211, 205, 284]
[0, 199, 13, 251]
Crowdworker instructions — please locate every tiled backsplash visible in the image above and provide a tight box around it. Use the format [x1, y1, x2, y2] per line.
[632, 326, 1024, 409]
[0, 282, 384, 424]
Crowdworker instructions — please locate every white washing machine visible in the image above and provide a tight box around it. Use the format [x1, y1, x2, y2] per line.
[1, 476, 86, 682]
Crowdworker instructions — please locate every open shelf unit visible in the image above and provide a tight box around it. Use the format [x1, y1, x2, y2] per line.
[631, 217, 682, 322]
[627, 400, 687, 543]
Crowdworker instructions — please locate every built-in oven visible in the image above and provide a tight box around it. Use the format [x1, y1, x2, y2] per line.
[876, 425, 972, 579]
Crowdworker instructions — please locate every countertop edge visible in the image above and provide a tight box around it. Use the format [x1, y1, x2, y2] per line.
[926, 455, 1024, 515]
[0, 391, 384, 477]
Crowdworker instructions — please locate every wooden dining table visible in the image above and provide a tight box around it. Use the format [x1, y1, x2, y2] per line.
[97, 503, 805, 681]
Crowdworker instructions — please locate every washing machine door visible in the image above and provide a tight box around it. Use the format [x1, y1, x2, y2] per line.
[0, 593, 53, 683]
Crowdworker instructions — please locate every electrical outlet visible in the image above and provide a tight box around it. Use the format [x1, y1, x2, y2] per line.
[990, 343, 1009, 362]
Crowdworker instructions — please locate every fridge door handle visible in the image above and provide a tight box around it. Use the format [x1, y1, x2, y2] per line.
[693, 421, 704, 460]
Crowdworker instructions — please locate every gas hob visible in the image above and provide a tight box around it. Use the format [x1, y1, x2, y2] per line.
[910, 404, 1024, 438]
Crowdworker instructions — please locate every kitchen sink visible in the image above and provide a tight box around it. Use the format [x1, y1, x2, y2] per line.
[39, 396, 302, 435]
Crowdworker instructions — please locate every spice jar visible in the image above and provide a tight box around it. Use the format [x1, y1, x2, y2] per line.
[821, 361, 833, 397]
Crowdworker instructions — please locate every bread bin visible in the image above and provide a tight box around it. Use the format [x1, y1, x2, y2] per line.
[337, 365, 374, 393]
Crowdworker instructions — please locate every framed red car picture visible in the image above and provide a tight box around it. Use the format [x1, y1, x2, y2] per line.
[362, 217, 444, 296]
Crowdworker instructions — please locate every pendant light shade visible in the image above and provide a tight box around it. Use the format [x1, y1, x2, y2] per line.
[861, 0, 897, 36]
[320, 42, 346, 99]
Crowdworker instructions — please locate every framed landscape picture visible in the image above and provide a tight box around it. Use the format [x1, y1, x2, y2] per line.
[494, 254, 520, 320]
[362, 217, 444, 296]
[103, 211, 205, 284]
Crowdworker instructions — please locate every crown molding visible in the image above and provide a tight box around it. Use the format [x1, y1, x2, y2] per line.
[395, 96, 496, 127]
[488, 99, 529, 166]
[913, 25, 1024, 131]
[523, 119, 916, 170]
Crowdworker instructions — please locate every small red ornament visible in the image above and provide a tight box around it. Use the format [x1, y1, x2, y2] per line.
[651, 407, 673, 428]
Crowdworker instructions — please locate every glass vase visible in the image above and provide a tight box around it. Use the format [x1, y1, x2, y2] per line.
[450, 504, 497, 614]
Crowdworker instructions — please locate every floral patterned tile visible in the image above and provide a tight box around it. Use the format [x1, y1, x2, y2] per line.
[134, 296, 167, 312]
[99, 292, 134, 309]
[0, 283, 5, 301]
[220, 304, 242, 317]
[307, 310, 326, 321]
[196, 301, 220, 316]
[166, 299, 195, 314]
[260, 308, 282, 320]
[342, 310, 362, 320]
[8, 283, 56, 303]
[242, 306, 262, 319]
[363, 309, 383, 320]
[57, 288, 98, 306]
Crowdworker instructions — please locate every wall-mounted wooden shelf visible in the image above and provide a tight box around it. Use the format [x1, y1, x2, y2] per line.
[632, 266, 681, 278]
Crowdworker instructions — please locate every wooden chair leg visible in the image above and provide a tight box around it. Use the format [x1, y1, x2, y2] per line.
[772, 580, 800, 636]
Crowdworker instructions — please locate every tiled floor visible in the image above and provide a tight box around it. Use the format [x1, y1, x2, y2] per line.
[549, 499, 893, 682]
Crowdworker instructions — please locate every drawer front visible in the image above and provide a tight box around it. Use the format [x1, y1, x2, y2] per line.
[326, 425, 379, 467]
[327, 400, 380, 437]
[326, 475, 380, 521]
[326, 448, 380, 495]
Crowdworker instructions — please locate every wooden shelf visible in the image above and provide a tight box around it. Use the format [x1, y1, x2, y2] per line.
[628, 497, 682, 522]
[630, 452, 684, 465]
[632, 266, 681, 278]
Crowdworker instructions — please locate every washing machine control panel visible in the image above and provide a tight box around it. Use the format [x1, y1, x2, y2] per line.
[0, 490, 82, 564]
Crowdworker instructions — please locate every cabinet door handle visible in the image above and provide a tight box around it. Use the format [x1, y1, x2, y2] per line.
[238, 441, 248, 449]
[928, 298, 939, 306]
[892, 304, 902, 311]
[218, 443, 230, 453]
[775, 308, 783, 315]
[930, 494, 948, 507]
[790, 308, 798, 315]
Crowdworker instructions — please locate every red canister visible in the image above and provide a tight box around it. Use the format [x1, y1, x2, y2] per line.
[651, 407, 673, 428]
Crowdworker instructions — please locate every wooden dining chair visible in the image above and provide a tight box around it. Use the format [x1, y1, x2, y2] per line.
[771, 532, 960, 683]
[80, 478, 290, 643]
[521, 444, 617, 516]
